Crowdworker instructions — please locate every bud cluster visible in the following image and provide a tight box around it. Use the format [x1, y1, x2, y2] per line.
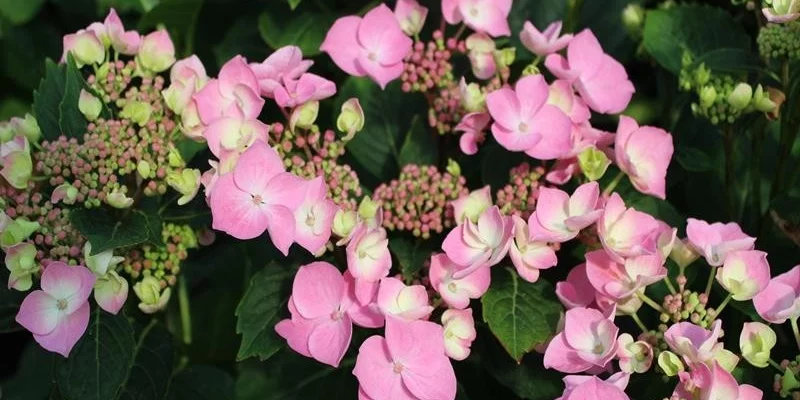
[495, 162, 546, 219]
[401, 31, 462, 93]
[774, 358, 800, 398]
[659, 289, 712, 327]
[758, 20, 800, 60]
[122, 223, 197, 287]
[372, 164, 468, 238]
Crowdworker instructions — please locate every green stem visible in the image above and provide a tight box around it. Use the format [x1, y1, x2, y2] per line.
[178, 277, 192, 345]
[663, 276, 677, 295]
[715, 293, 733, 315]
[792, 317, 800, 352]
[630, 312, 649, 333]
[770, 359, 785, 372]
[637, 290, 664, 313]
[704, 266, 718, 297]
[602, 171, 626, 197]
[565, 0, 585, 33]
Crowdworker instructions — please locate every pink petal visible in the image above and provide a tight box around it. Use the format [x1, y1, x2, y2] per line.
[232, 141, 284, 196]
[356, 54, 405, 90]
[16, 291, 59, 335]
[353, 336, 412, 400]
[265, 204, 297, 256]
[543, 333, 594, 373]
[523, 105, 573, 160]
[321, 16, 367, 77]
[308, 317, 353, 367]
[218, 55, 259, 96]
[565, 30, 604, 78]
[33, 301, 90, 357]
[401, 354, 457, 400]
[384, 317, 445, 371]
[486, 87, 522, 133]
[556, 264, 596, 309]
[40, 263, 95, 314]
[292, 262, 345, 319]
[275, 314, 315, 358]
[209, 174, 270, 239]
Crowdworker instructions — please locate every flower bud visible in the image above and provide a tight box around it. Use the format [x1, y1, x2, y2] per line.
[739, 322, 776, 368]
[63, 30, 105, 67]
[120, 100, 153, 126]
[446, 158, 461, 177]
[699, 86, 717, 109]
[716, 250, 770, 301]
[336, 98, 365, 141]
[166, 168, 201, 206]
[782, 368, 800, 396]
[133, 275, 171, 314]
[521, 63, 541, 76]
[766, 87, 786, 120]
[442, 308, 476, 361]
[289, 100, 319, 132]
[459, 79, 485, 113]
[94, 270, 128, 315]
[5, 242, 38, 291]
[51, 183, 79, 205]
[83, 241, 124, 277]
[451, 186, 491, 225]
[10, 114, 41, 144]
[395, 0, 428, 36]
[0, 217, 40, 248]
[622, 4, 645, 39]
[577, 146, 611, 181]
[693, 63, 711, 87]
[713, 347, 739, 372]
[752, 84, 777, 113]
[493, 47, 516, 70]
[466, 33, 496, 80]
[616, 333, 653, 373]
[136, 29, 176, 73]
[727, 82, 753, 111]
[658, 350, 684, 376]
[1, 148, 33, 189]
[358, 197, 380, 221]
[78, 89, 102, 121]
[168, 145, 184, 168]
[106, 188, 134, 209]
[332, 209, 358, 241]
[137, 160, 152, 179]
[669, 238, 700, 269]
[161, 80, 194, 115]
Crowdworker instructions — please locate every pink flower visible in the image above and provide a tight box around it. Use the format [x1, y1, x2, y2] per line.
[546, 158, 579, 185]
[344, 271, 385, 329]
[754, 265, 800, 323]
[429, 253, 491, 309]
[353, 317, 457, 400]
[321, 4, 412, 89]
[716, 250, 770, 301]
[529, 182, 602, 243]
[203, 116, 269, 159]
[486, 74, 572, 158]
[15, 262, 95, 357]
[585, 249, 666, 300]
[597, 193, 660, 262]
[556, 264, 596, 309]
[394, 0, 428, 36]
[88, 9, 141, 55]
[441, 0, 512, 37]
[208, 140, 305, 255]
[137, 29, 176, 73]
[465, 33, 496, 80]
[558, 372, 630, 400]
[163, 55, 208, 115]
[664, 320, 739, 369]
[451, 185, 492, 225]
[685, 218, 756, 267]
[61, 30, 105, 67]
[441, 205, 513, 278]
[250, 46, 313, 97]
[616, 333, 653, 373]
[377, 277, 433, 321]
[762, 0, 800, 23]
[346, 225, 392, 303]
[442, 308, 476, 361]
[509, 215, 557, 283]
[614, 116, 674, 199]
[455, 112, 490, 155]
[547, 80, 591, 126]
[275, 262, 356, 367]
[193, 55, 265, 125]
[293, 177, 337, 255]
[673, 362, 762, 400]
[545, 30, 634, 114]
[273, 73, 337, 109]
[520, 20, 573, 57]
[543, 307, 619, 373]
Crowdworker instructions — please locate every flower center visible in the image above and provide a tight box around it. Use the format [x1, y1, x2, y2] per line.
[593, 344, 605, 354]
[392, 362, 405, 374]
[305, 211, 316, 227]
[368, 52, 378, 61]
[518, 122, 529, 133]
[251, 194, 263, 204]
[447, 282, 458, 293]
[57, 299, 68, 310]
[469, 7, 479, 17]
[331, 309, 344, 321]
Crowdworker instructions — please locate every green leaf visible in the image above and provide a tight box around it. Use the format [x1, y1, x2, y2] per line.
[0, 268, 25, 333]
[175, 137, 207, 163]
[212, 14, 270, 69]
[70, 208, 164, 255]
[235, 265, 293, 361]
[480, 141, 527, 190]
[0, 342, 54, 400]
[479, 332, 563, 400]
[334, 77, 426, 186]
[286, 0, 302, 10]
[389, 236, 431, 281]
[168, 365, 235, 400]
[1, 23, 60, 90]
[675, 145, 713, 172]
[57, 309, 136, 400]
[59, 54, 89, 141]
[0, 97, 29, 120]
[643, 4, 751, 74]
[0, 0, 45, 25]
[579, 0, 642, 63]
[138, 0, 204, 55]
[257, 10, 334, 57]
[33, 59, 67, 141]
[398, 115, 438, 166]
[481, 268, 563, 362]
[116, 322, 175, 400]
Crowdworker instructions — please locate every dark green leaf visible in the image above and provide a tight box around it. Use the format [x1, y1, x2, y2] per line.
[116, 322, 175, 400]
[675, 145, 713, 172]
[1, 23, 60, 90]
[168, 366, 235, 400]
[389, 236, 430, 281]
[0, 97, 30, 120]
[0, 342, 54, 400]
[286, 0, 302, 10]
[579, 0, 642, 63]
[691, 48, 762, 74]
[70, 208, 165, 255]
[212, 14, 270, 69]
[257, 10, 334, 57]
[398, 115, 438, 166]
[138, 0, 204, 55]
[58, 54, 89, 141]
[235, 265, 293, 361]
[479, 333, 563, 400]
[175, 137, 207, 163]
[33, 60, 67, 141]
[0, 268, 24, 333]
[481, 268, 563, 362]
[0, 0, 46, 25]
[480, 141, 527, 189]
[57, 308, 136, 400]
[334, 77, 426, 185]
[643, 4, 751, 74]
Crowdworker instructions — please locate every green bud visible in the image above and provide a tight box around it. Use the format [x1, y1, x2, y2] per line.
[446, 159, 461, 177]
[336, 98, 365, 141]
[740, 322, 777, 368]
[166, 168, 201, 206]
[106, 188, 134, 209]
[693, 63, 711, 87]
[460, 80, 486, 113]
[0, 218, 40, 248]
[83, 241, 124, 277]
[521, 63, 541, 77]
[5, 242, 38, 291]
[727, 82, 753, 111]
[782, 369, 800, 397]
[658, 351, 684, 376]
[168, 145, 184, 168]
[752, 84, 777, 113]
[78, 89, 102, 121]
[577, 147, 611, 181]
[622, 4, 645, 39]
[137, 160, 152, 179]
[289, 100, 319, 131]
[0, 150, 32, 189]
[493, 47, 516, 70]
[11, 114, 41, 144]
[0, 122, 13, 143]
[699, 86, 717, 109]
[120, 100, 153, 126]
[133, 275, 171, 314]
[358, 197, 380, 221]
[332, 209, 358, 242]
